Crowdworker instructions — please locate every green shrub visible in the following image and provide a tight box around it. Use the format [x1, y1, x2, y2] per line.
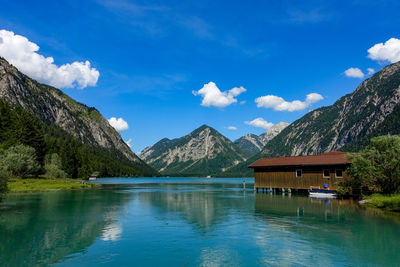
[44, 153, 67, 178]
[0, 144, 40, 178]
[345, 136, 400, 194]
[365, 194, 400, 212]
[0, 169, 7, 193]
[44, 164, 68, 179]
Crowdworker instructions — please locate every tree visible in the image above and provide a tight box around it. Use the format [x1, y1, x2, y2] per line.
[0, 168, 7, 193]
[15, 108, 46, 165]
[346, 135, 400, 194]
[0, 147, 8, 193]
[0, 145, 40, 178]
[44, 153, 67, 178]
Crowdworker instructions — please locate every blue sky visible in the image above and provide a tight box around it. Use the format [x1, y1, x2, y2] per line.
[0, 0, 400, 152]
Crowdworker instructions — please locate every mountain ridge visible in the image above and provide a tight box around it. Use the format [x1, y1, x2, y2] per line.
[0, 57, 156, 176]
[0, 57, 137, 160]
[223, 61, 400, 176]
[233, 122, 289, 157]
[261, 61, 400, 156]
[140, 124, 247, 176]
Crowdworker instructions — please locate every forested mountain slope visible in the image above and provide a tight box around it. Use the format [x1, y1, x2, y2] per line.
[0, 57, 139, 162]
[0, 57, 156, 177]
[224, 61, 400, 177]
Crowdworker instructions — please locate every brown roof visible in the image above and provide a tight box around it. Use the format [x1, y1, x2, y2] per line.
[249, 151, 350, 168]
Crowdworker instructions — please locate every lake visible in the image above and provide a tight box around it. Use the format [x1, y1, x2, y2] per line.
[1, 177, 399, 266]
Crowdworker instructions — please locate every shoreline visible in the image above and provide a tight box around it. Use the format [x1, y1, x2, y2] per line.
[6, 178, 100, 193]
[360, 194, 400, 212]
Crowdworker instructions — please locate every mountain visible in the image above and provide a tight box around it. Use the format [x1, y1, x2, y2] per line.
[262, 62, 400, 156]
[139, 125, 247, 176]
[233, 134, 264, 157]
[259, 122, 290, 144]
[224, 61, 400, 177]
[233, 122, 289, 157]
[0, 57, 156, 177]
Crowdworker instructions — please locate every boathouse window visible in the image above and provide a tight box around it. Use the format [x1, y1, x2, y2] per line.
[323, 169, 330, 178]
[335, 169, 343, 178]
[296, 169, 302, 177]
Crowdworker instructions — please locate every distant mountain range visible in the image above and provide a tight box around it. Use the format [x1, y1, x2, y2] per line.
[0, 57, 156, 177]
[233, 122, 289, 157]
[139, 123, 289, 176]
[226, 60, 400, 176]
[139, 125, 248, 176]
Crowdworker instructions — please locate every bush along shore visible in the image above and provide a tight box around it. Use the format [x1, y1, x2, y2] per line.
[0, 143, 100, 194]
[361, 194, 400, 212]
[6, 178, 99, 193]
[338, 136, 400, 212]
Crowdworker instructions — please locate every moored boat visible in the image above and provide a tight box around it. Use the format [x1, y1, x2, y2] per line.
[309, 189, 337, 198]
[88, 173, 98, 181]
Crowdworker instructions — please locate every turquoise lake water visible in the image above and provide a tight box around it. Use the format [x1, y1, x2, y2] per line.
[1, 177, 400, 266]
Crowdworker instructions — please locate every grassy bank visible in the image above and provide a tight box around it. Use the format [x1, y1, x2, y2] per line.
[363, 194, 400, 212]
[7, 178, 99, 193]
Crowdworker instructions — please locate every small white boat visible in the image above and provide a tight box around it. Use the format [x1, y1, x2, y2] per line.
[89, 174, 98, 181]
[206, 175, 211, 178]
[309, 189, 337, 198]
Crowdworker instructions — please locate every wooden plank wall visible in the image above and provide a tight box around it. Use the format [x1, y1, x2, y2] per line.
[254, 165, 349, 190]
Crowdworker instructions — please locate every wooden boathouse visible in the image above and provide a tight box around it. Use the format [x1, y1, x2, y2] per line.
[249, 151, 351, 192]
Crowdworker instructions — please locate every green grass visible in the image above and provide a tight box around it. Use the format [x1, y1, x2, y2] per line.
[363, 194, 400, 212]
[7, 178, 99, 193]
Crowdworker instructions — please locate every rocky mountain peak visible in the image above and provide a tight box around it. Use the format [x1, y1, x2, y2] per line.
[259, 122, 290, 144]
[139, 125, 247, 176]
[234, 122, 289, 157]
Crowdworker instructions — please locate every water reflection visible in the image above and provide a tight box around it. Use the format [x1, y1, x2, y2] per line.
[255, 193, 352, 220]
[254, 193, 400, 266]
[1, 178, 400, 267]
[0, 190, 130, 266]
[101, 222, 123, 242]
[135, 181, 254, 233]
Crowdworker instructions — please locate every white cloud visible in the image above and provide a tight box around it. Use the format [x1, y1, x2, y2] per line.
[125, 138, 133, 148]
[192, 82, 246, 108]
[245, 118, 274, 130]
[226, 126, 237, 130]
[0, 29, 99, 89]
[255, 93, 323, 112]
[108, 117, 129, 132]
[368, 38, 400, 63]
[344, 67, 365, 78]
[367, 68, 375, 75]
